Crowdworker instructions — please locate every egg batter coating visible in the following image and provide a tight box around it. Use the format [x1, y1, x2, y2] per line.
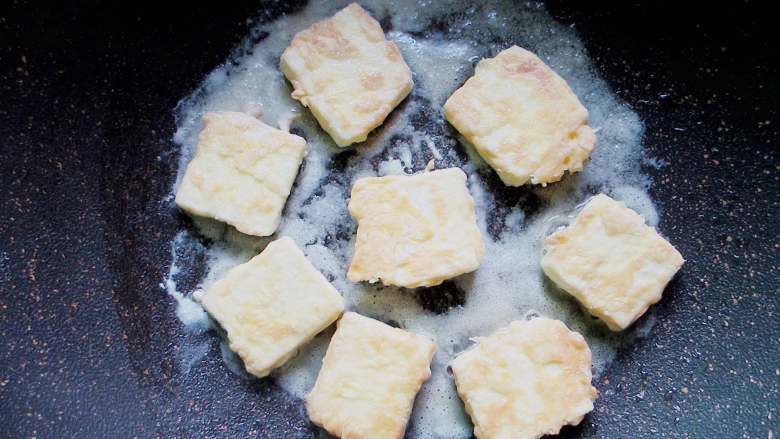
[306, 312, 436, 439]
[445, 46, 596, 186]
[347, 168, 485, 288]
[541, 194, 684, 330]
[451, 318, 597, 439]
[200, 237, 344, 378]
[175, 111, 307, 236]
[281, 3, 413, 147]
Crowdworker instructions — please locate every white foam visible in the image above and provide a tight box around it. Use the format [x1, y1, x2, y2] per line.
[178, 340, 212, 374]
[390, 31, 478, 107]
[163, 1, 661, 437]
[272, 327, 335, 397]
[164, 232, 211, 333]
[610, 184, 661, 227]
[220, 339, 250, 378]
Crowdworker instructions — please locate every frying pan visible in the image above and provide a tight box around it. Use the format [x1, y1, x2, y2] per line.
[0, 1, 777, 437]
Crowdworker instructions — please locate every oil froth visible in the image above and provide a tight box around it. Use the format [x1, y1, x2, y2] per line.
[163, 1, 660, 437]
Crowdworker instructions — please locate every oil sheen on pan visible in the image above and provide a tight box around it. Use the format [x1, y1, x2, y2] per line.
[163, 1, 666, 437]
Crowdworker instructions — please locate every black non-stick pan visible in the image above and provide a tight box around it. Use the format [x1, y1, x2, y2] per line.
[0, 1, 777, 438]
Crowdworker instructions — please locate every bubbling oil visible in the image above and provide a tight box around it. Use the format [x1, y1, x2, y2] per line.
[164, 1, 662, 437]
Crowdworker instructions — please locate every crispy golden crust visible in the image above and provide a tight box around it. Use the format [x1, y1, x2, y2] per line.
[444, 46, 596, 186]
[347, 168, 485, 288]
[541, 194, 685, 330]
[306, 312, 436, 439]
[451, 318, 597, 439]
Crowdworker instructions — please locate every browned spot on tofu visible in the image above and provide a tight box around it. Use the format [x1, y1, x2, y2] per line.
[190, 170, 205, 187]
[361, 71, 384, 90]
[347, 3, 385, 42]
[296, 20, 357, 65]
[385, 42, 402, 61]
[501, 53, 558, 91]
[504, 57, 540, 75]
[355, 98, 381, 114]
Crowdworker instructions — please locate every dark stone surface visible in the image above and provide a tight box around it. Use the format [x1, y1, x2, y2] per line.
[0, 1, 777, 438]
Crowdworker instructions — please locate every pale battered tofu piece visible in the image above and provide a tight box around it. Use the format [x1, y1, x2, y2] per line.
[199, 237, 344, 378]
[280, 3, 413, 147]
[451, 318, 597, 439]
[306, 312, 436, 439]
[444, 46, 596, 186]
[541, 194, 685, 331]
[347, 168, 485, 288]
[175, 111, 307, 237]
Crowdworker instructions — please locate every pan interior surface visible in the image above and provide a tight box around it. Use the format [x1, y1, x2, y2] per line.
[166, 1, 661, 437]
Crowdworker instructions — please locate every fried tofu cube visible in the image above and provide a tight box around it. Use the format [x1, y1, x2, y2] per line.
[306, 312, 437, 439]
[541, 194, 685, 331]
[444, 46, 596, 186]
[451, 318, 597, 439]
[347, 168, 485, 288]
[280, 3, 413, 147]
[175, 111, 307, 237]
[199, 237, 344, 378]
